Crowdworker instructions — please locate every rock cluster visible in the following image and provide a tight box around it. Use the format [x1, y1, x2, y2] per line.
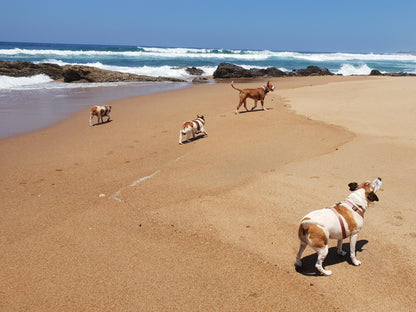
[213, 63, 333, 79]
[370, 69, 416, 76]
[0, 61, 186, 83]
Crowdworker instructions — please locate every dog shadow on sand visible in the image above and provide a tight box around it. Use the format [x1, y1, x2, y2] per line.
[295, 240, 369, 276]
[238, 107, 273, 114]
[180, 134, 207, 144]
[92, 120, 112, 127]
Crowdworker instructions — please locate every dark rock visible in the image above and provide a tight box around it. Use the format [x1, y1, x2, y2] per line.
[62, 65, 186, 83]
[0, 61, 186, 83]
[370, 69, 382, 76]
[186, 67, 204, 76]
[265, 67, 286, 77]
[293, 66, 333, 76]
[213, 63, 286, 79]
[213, 63, 332, 79]
[213, 63, 249, 78]
[192, 77, 209, 84]
[0, 61, 64, 80]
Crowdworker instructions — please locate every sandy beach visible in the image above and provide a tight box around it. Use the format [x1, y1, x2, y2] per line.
[1, 76, 415, 311]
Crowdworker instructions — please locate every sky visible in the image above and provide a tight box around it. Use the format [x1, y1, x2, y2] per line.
[1, 0, 416, 53]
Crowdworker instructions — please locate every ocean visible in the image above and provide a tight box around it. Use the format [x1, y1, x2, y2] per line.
[1, 41, 416, 138]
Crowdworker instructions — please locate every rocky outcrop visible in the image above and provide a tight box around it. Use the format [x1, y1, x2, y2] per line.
[0, 61, 186, 83]
[192, 77, 209, 84]
[61, 65, 184, 83]
[186, 67, 204, 76]
[291, 66, 333, 76]
[370, 69, 416, 77]
[213, 63, 249, 78]
[212, 63, 286, 79]
[0, 61, 64, 80]
[213, 63, 333, 79]
[370, 69, 382, 76]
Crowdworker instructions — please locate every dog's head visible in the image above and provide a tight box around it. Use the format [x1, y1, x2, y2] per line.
[106, 105, 112, 113]
[197, 115, 205, 121]
[348, 177, 382, 202]
[266, 81, 275, 92]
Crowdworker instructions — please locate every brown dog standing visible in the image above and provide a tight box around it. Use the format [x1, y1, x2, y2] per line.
[231, 81, 275, 114]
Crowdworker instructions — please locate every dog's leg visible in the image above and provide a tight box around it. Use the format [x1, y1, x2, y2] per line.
[201, 126, 208, 136]
[261, 100, 267, 111]
[251, 100, 258, 111]
[350, 234, 361, 266]
[236, 96, 245, 114]
[106, 114, 111, 122]
[179, 131, 183, 144]
[315, 245, 332, 276]
[243, 99, 248, 112]
[337, 239, 347, 256]
[295, 242, 307, 267]
[89, 114, 93, 127]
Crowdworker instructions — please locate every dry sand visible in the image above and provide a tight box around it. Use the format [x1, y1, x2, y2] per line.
[1, 76, 415, 311]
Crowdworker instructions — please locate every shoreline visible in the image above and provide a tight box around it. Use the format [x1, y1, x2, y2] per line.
[0, 81, 190, 140]
[1, 75, 415, 311]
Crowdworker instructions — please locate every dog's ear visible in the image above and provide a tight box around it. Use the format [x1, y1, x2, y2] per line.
[348, 182, 358, 191]
[367, 192, 379, 202]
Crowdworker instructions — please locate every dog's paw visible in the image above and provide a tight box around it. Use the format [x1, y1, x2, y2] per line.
[352, 259, 361, 266]
[315, 264, 332, 276]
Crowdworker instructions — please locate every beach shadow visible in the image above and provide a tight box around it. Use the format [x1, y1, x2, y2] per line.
[295, 239, 368, 276]
[180, 134, 207, 144]
[238, 107, 273, 114]
[92, 120, 112, 127]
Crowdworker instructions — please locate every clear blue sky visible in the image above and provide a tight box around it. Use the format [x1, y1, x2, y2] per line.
[1, 0, 415, 52]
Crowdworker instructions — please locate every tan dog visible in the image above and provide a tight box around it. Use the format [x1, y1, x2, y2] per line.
[89, 105, 111, 126]
[295, 177, 382, 276]
[179, 115, 208, 144]
[231, 81, 275, 114]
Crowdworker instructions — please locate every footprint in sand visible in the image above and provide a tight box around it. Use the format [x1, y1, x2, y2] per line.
[390, 211, 403, 226]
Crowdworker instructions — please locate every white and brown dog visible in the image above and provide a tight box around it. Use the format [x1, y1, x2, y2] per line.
[231, 81, 275, 114]
[295, 177, 382, 276]
[89, 105, 112, 126]
[179, 115, 208, 144]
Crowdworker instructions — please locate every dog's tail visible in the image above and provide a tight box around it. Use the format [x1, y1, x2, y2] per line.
[230, 81, 242, 92]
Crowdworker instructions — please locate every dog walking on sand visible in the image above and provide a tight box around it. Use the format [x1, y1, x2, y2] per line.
[89, 105, 112, 126]
[231, 81, 275, 114]
[179, 115, 208, 144]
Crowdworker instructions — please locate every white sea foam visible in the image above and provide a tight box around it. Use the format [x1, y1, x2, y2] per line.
[0, 47, 269, 60]
[38, 59, 217, 80]
[0, 74, 53, 89]
[3, 47, 416, 62]
[271, 51, 416, 62]
[336, 64, 373, 76]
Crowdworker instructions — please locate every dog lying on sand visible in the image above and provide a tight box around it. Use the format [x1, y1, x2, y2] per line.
[231, 81, 275, 114]
[179, 115, 208, 144]
[295, 177, 382, 276]
[89, 105, 111, 126]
